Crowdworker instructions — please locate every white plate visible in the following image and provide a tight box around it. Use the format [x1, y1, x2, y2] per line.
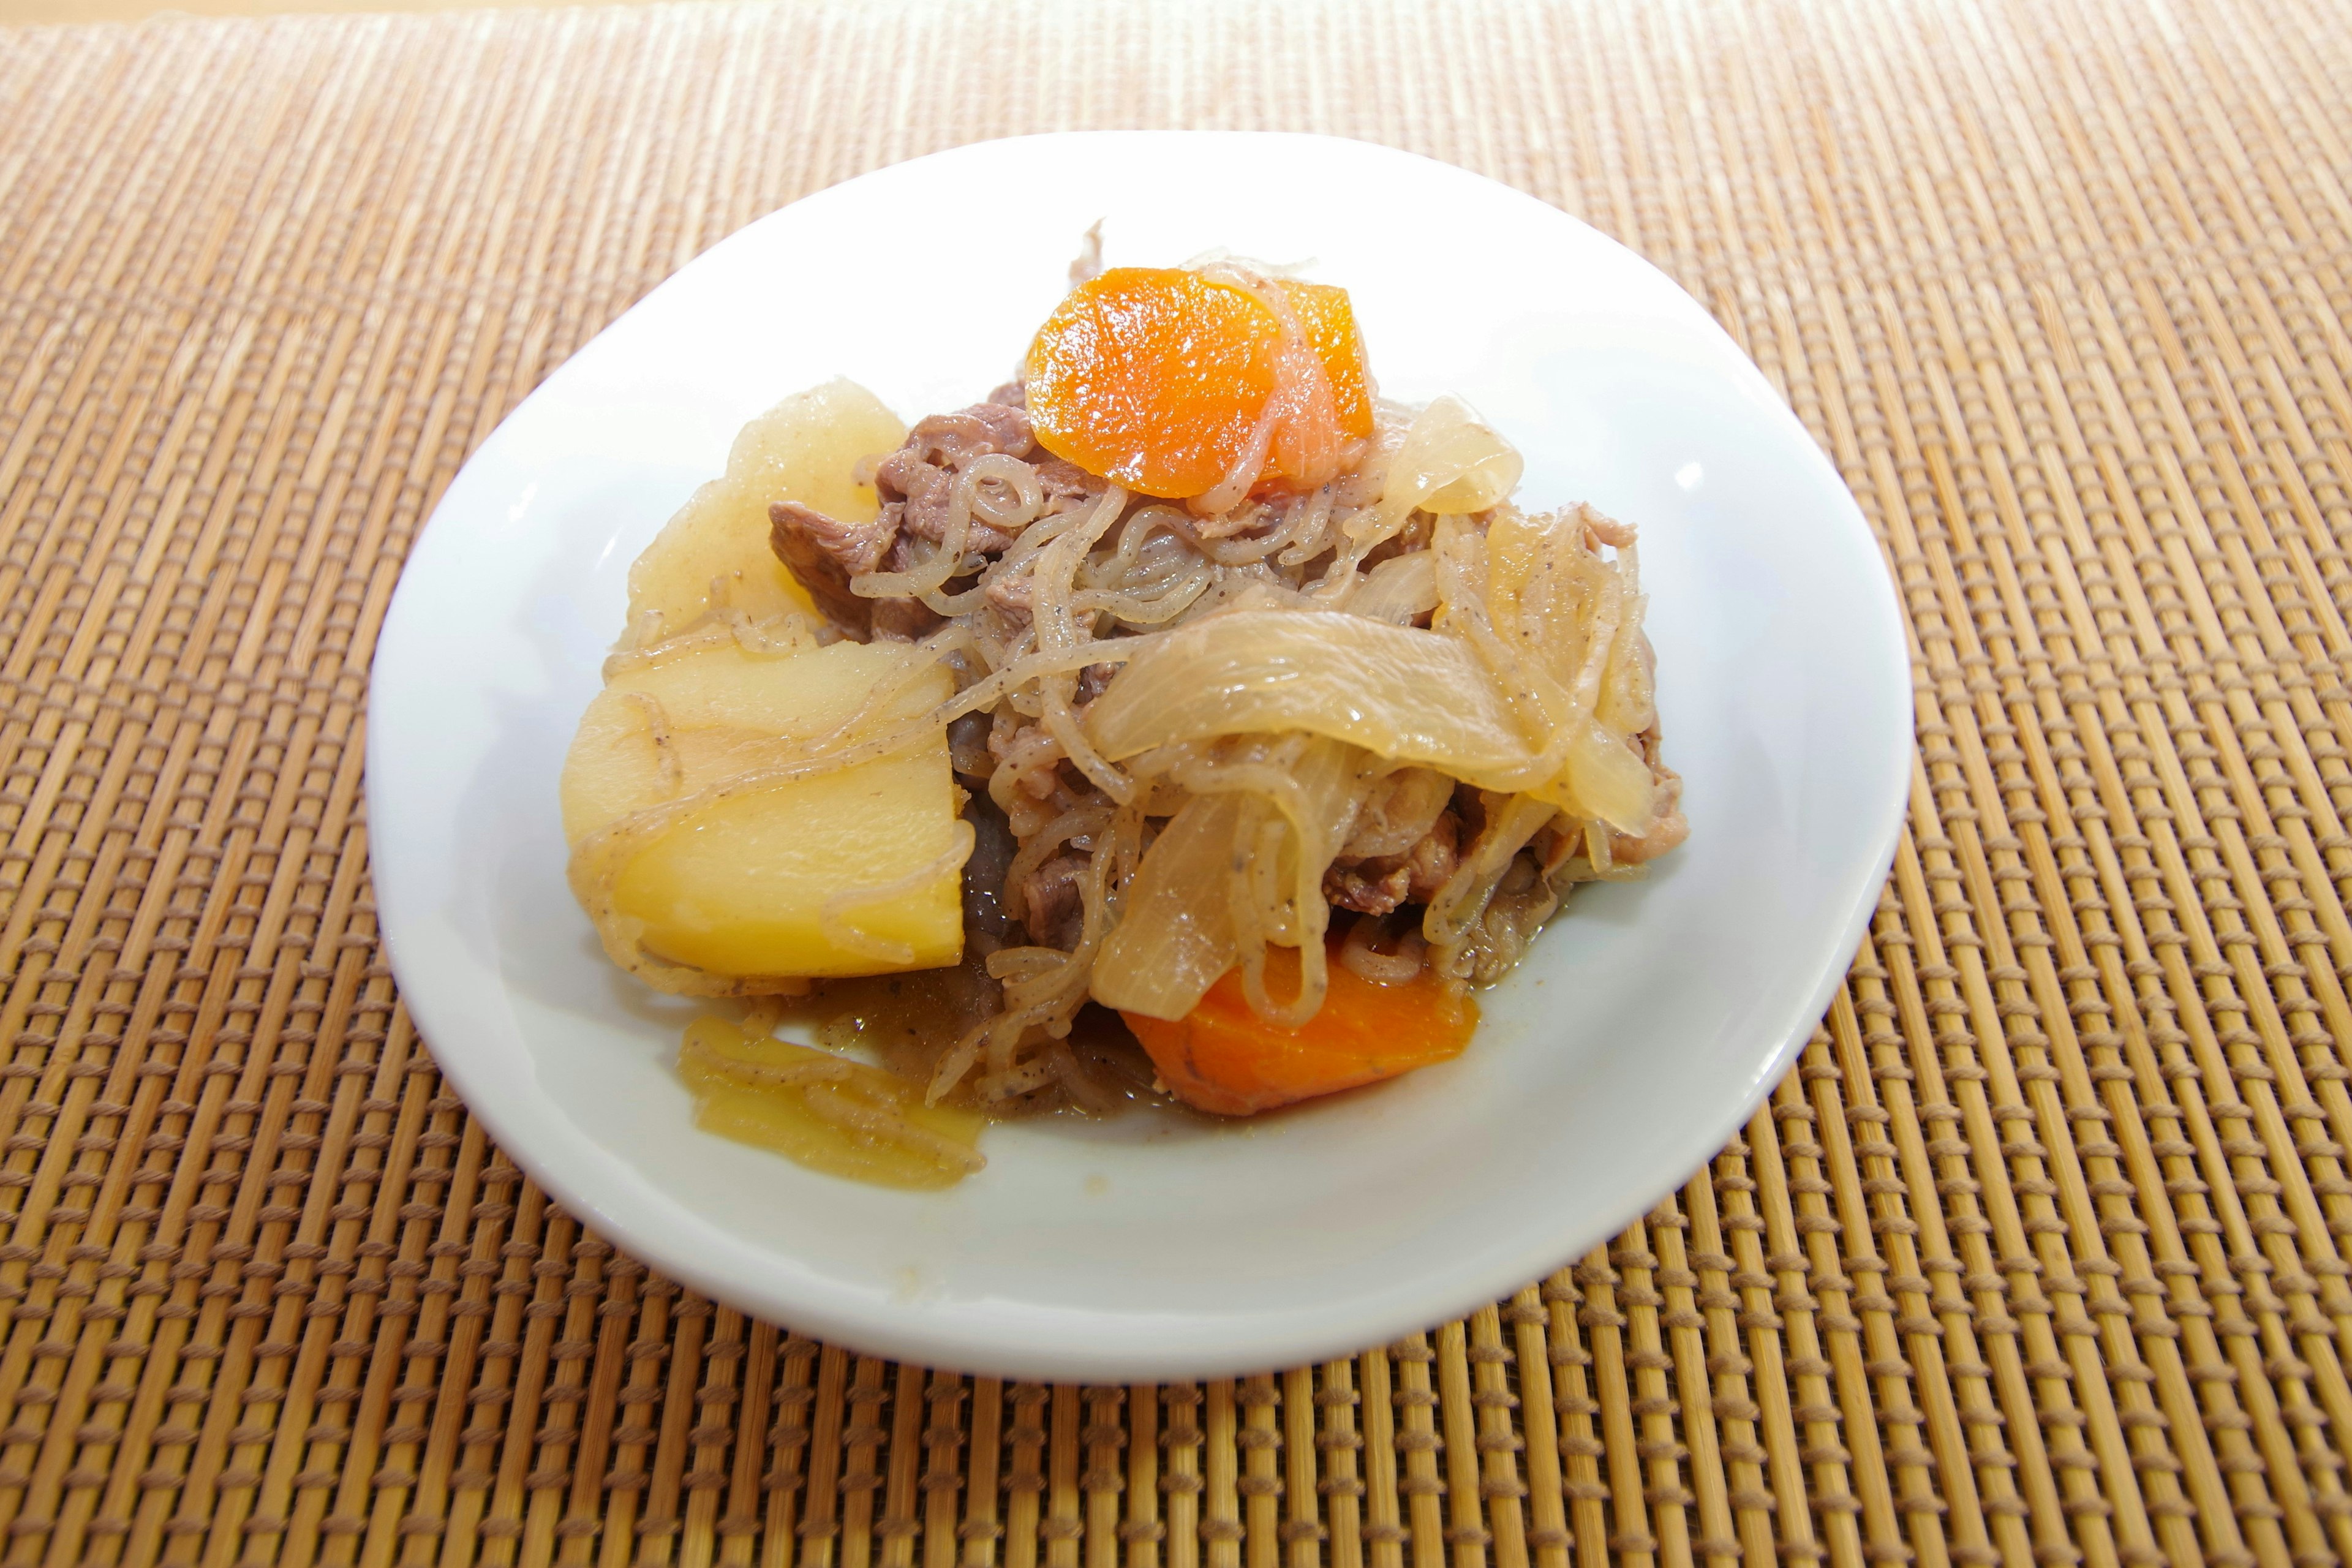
[366, 132, 1910, 1381]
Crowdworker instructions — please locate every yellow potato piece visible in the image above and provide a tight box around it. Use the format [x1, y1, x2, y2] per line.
[560, 638, 966, 979]
[678, 1019, 983, 1189]
[624, 379, 906, 644]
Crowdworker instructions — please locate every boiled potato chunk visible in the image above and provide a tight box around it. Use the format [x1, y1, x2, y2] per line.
[625, 379, 906, 644]
[560, 638, 965, 979]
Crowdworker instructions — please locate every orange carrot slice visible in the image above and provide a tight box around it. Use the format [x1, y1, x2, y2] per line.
[1025, 267, 1374, 500]
[1272, 280, 1374, 440]
[1120, 944, 1476, 1117]
[1026, 268, 1278, 499]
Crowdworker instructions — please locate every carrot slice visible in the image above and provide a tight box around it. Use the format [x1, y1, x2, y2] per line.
[1026, 267, 1278, 499]
[1025, 267, 1374, 500]
[1120, 945, 1476, 1117]
[1273, 280, 1375, 440]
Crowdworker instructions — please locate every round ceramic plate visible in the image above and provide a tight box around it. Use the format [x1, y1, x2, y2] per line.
[366, 131, 1910, 1380]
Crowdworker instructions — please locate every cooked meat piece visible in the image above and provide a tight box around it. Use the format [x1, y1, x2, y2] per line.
[877, 453, 1021, 552]
[986, 713, 1028, 767]
[1582, 511, 1638, 549]
[1401, 813, 1460, 899]
[989, 720, 1067, 801]
[1634, 710, 1664, 768]
[1073, 662, 1118, 706]
[1186, 499, 1272, 542]
[1341, 768, 1453, 860]
[1323, 809, 1459, 915]
[1034, 457, 1107, 514]
[1021, 853, 1088, 946]
[870, 595, 942, 642]
[873, 448, 946, 518]
[1325, 861, 1411, 917]
[1611, 766, 1687, 865]
[905, 404, 1034, 467]
[873, 405, 1032, 556]
[769, 500, 892, 639]
[966, 401, 1036, 455]
[1594, 709, 1682, 864]
[959, 794, 1022, 954]
[985, 570, 1035, 620]
[771, 499, 891, 576]
[861, 533, 941, 639]
[986, 380, 1027, 409]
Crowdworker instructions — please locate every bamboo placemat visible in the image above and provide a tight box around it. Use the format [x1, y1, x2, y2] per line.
[2, 0, 2348, 1562]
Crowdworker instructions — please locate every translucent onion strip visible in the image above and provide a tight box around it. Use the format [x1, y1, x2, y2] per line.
[1088, 793, 1245, 1020]
[1340, 396, 1523, 562]
[1084, 608, 1651, 827]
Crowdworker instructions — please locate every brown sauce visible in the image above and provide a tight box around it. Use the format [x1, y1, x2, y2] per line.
[809, 960, 1166, 1118]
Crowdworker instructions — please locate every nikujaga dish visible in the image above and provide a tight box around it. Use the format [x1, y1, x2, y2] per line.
[560, 254, 1686, 1188]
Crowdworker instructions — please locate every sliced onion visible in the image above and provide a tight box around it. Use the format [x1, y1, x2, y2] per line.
[1087, 609, 1528, 778]
[1346, 550, 1438, 625]
[1088, 793, 1243, 1019]
[1351, 396, 1524, 549]
[1083, 609, 1655, 831]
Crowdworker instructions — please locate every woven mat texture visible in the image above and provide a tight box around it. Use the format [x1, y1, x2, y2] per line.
[3, 0, 2351, 1563]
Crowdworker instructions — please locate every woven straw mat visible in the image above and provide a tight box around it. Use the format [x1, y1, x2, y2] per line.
[2, 0, 2350, 1564]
